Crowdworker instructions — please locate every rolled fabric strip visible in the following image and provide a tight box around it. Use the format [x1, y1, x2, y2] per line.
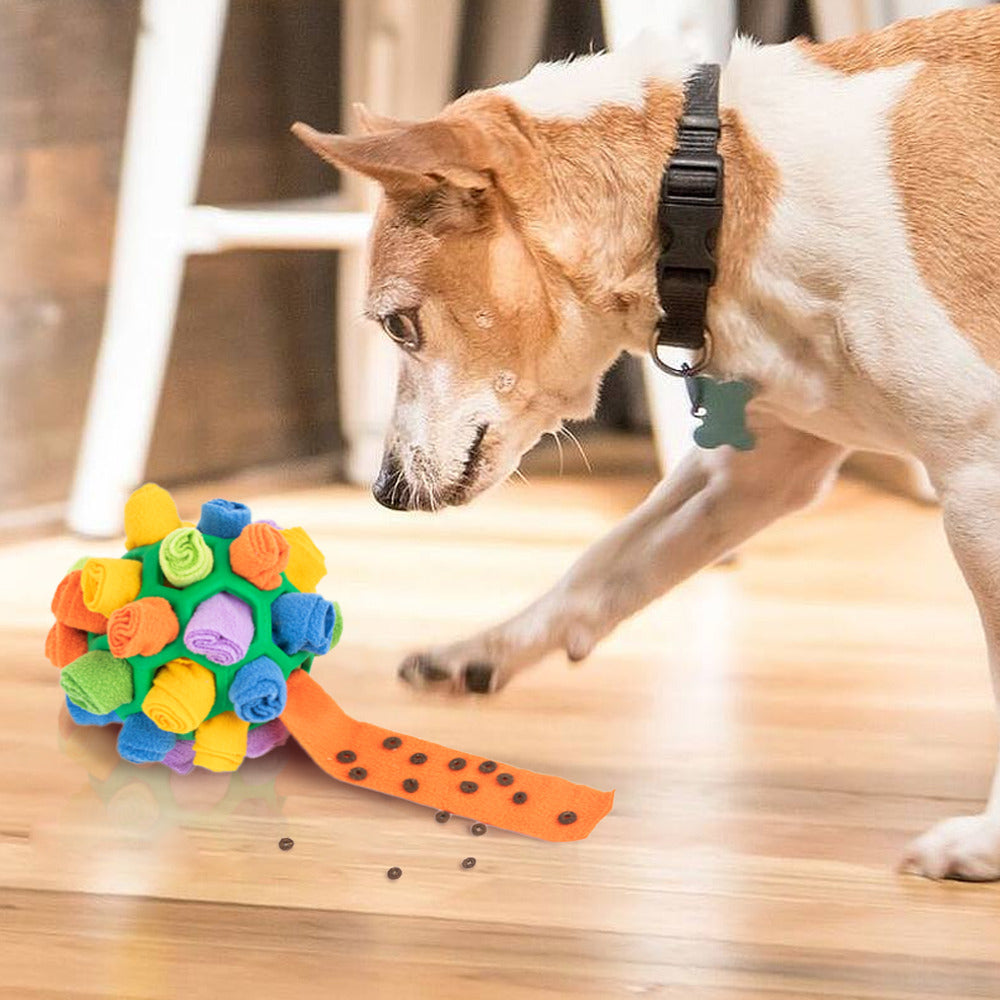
[117, 713, 177, 764]
[124, 483, 182, 550]
[51, 570, 108, 634]
[197, 498, 252, 539]
[65, 696, 119, 727]
[158, 526, 214, 588]
[228, 656, 287, 723]
[229, 522, 290, 591]
[279, 527, 326, 592]
[81, 558, 143, 617]
[193, 711, 249, 772]
[245, 717, 289, 759]
[107, 597, 180, 658]
[46, 622, 90, 668]
[60, 650, 134, 716]
[183, 592, 255, 666]
[142, 657, 216, 734]
[271, 592, 337, 656]
[162, 739, 196, 775]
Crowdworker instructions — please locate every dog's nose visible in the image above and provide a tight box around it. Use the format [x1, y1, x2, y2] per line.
[372, 451, 412, 510]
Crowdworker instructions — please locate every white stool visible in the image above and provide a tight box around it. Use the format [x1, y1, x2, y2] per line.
[68, 0, 461, 537]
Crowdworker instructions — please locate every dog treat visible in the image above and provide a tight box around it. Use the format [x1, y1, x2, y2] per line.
[279, 838, 294, 851]
[461, 857, 476, 870]
[387, 867, 402, 880]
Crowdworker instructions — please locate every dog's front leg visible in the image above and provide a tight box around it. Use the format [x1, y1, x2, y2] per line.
[902, 463, 1000, 880]
[399, 419, 844, 694]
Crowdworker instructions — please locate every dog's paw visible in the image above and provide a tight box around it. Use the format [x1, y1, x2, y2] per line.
[900, 813, 1000, 881]
[397, 650, 504, 695]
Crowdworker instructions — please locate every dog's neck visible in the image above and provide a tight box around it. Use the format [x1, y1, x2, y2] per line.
[493, 46, 778, 363]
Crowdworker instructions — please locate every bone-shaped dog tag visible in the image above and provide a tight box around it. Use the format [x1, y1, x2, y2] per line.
[686, 376, 755, 451]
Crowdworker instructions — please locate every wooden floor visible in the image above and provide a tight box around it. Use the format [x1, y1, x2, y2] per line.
[3, 471, 1000, 999]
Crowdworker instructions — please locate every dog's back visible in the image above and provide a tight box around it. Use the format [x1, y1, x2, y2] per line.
[805, 7, 1000, 367]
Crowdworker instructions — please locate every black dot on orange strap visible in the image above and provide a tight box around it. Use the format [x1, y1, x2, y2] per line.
[402, 778, 419, 793]
[448, 757, 466, 771]
[470, 823, 487, 836]
[382, 736, 402, 750]
[348, 767, 367, 781]
[478, 760, 497, 773]
[496, 773, 514, 786]
[435, 810, 451, 823]
[557, 810, 577, 825]
[459, 781, 478, 794]
[410, 752, 427, 765]
[512, 791, 527, 804]
[336, 750, 356, 763]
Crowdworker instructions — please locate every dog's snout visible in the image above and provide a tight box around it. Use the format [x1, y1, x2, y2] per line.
[372, 451, 412, 510]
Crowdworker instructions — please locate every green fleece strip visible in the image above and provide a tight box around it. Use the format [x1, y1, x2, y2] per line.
[159, 527, 214, 588]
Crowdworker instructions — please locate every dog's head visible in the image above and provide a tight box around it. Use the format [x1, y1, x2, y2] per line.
[293, 96, 634, 510]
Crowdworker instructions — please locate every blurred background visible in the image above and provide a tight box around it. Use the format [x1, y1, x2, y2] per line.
[3, 0, 989, 537]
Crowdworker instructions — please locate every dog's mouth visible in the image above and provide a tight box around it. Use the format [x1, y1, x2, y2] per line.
[458, 423, 488, 490]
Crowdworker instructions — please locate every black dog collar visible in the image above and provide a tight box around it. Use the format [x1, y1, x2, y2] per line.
[651, 63, 724, 377]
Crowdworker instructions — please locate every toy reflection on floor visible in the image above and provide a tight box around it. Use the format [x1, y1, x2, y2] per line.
[48, 484, 613, 842]
[57, 702, 291, 838]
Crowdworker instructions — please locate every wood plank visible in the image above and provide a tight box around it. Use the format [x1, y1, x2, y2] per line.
[2, 474, 1000, 997]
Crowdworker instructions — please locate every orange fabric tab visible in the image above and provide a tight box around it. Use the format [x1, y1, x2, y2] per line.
[281, 669, 613, 842]
[107, 597, 180, 658]
[45, 622, 90, 668]
[230, 522, 290, 590]
[51, 570, 108, 635]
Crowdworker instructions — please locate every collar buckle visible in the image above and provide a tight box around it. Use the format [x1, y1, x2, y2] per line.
[656, 153, 724, 285]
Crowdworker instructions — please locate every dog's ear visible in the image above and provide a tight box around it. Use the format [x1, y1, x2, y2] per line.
[291, 119, 493, 207]
[352, 103, 411, 136]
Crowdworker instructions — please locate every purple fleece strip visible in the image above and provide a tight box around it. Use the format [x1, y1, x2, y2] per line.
[184, 591, 255, 666]
[162, 739, 196, 774]
[246, 718, 289, 758]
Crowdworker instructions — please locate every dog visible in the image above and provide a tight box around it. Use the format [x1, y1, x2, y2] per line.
[294, 7, 1000, 880]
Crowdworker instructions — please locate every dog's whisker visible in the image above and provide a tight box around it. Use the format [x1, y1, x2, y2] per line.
[547, 431, 565, 476]
[512, 468, 530, 486]
[561, 425, 592, 474]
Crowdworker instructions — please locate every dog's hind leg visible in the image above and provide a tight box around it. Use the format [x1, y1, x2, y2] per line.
[901, 461, 1000, 880]
[398, 418, 844, 694]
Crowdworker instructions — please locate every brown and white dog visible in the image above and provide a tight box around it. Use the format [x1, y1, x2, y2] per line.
[295, 8, 1000, 879]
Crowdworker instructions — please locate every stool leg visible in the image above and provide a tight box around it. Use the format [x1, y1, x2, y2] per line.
[67, 0, 228, 536]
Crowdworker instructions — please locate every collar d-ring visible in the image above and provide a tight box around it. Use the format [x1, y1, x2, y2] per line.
[649, 327, 713, 377]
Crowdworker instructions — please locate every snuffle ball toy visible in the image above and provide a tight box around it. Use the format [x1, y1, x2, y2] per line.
[47, 484, 613, 842]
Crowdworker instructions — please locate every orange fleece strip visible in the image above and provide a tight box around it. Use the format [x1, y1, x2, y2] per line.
[107, 597, 180, 658]
[229, 522, 290, 590]
[51, 570, 108, 634]
[45, 622, 90, 668]
[281, 670, 614, 842]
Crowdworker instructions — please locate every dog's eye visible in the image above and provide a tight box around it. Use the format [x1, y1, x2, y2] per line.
[380, 311, 421, 351]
